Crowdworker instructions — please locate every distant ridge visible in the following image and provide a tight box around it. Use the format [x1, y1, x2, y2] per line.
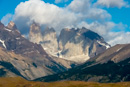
[35, 44, 130, 83]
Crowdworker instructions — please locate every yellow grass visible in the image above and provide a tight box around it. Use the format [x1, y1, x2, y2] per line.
[0, 77, 130, 87]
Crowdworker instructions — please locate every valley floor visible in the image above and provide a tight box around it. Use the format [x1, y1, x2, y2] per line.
[0, 77, 130, 87]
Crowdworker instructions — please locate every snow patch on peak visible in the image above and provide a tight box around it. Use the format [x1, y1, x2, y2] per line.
[43, 47, 48, 50]
[0, 39, 6, 48]
[4, 28, 12, 32]
[16, 37, 20, 40]
[97, 40, 110, 49]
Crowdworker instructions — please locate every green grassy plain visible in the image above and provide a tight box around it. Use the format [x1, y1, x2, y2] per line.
[0, 77, 130, 87]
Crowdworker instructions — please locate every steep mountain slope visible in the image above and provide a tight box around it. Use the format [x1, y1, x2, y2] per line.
[35, 44, 130, 82]
[29, 23, 110, 63]
[0, 21, 76, 80]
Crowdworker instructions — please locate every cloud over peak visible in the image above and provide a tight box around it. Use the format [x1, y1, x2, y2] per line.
[1, 0, 130, 46]
[14, 0, 79, 34]
[13, 0, 111, 34]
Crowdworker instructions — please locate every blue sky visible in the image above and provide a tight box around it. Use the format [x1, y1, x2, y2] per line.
[107, 7, 130, 30]
[0, 0, 25, 19]
[0, 0, 72, 19]
[0, 0, 130, 45]
[1, 0, 129, 27]
[0, 0, 130, 28]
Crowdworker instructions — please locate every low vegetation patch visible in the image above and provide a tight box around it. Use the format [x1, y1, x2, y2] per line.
[0, 77, 130, 87]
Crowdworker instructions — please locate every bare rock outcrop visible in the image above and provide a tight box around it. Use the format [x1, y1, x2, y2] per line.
[29, 24, 110, 63]
[0, 21, 76, 80]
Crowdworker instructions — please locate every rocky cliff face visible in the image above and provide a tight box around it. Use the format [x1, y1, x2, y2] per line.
[0, 21, 76, 80]
[7, 21, 17, 30]
[29, 22, 43, 44]
[35, 44, 130, 83]
[41, 27, 59, 56]
[29, 25, 110, 63]
[58, 27, 110, 62]
[29, 23, 59, 56]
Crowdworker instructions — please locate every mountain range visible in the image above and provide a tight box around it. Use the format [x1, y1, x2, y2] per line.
[0, 21, 130, 83]
[29, 22, 110, 63]
[0, 21, 77, 80]
[35, 44, 130, 82]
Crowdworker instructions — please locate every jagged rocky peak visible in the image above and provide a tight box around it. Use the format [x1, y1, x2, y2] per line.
[0, 22, 21, 49]
[58, 28, 76, 50]
[29, 22, 43, 44]
[42, 27, 56, 36]
[29, 22, 59, 56]
[58, 27, 110, 63]
[30, 22, 40, 33]
[41, 27, 58, 56]
[0, 22, 76, 80]
[7, 21, 17, 30]
[29, 24, 110, 63]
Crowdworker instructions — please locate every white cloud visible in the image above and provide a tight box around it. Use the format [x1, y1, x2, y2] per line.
[86, 8, 111, 21]
[13, 0, 80, 34]
[77, 21, 115, 41]
[1, 13, 13, 26]
[13, 0, 111, 34]
[4, 0, 128, 46]
[77, 21, 115, 36]
[108, 32, 130, 46]
[114, 22, 128, 31]
[77, 21, 129, 46]
[67, 0, 91, 13]
[95, 0, 129, 8]
[67, 0, 111, 22]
